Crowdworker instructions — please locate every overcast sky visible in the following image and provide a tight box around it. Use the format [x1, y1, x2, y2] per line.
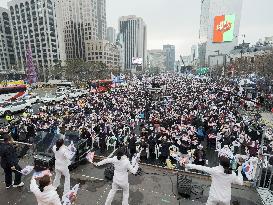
[1, 0, 273, 58]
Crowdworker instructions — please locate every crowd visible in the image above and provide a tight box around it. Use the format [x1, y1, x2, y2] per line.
[1, 73, 273, 176]
[1, 73, 273, 205]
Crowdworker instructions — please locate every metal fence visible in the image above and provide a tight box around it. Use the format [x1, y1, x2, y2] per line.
[254, 127, 273, 205]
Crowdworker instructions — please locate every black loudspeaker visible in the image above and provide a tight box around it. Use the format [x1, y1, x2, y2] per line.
[177, 173, 192, 198]
[34, 154, 54, 171]
[104, 164, 114, 180]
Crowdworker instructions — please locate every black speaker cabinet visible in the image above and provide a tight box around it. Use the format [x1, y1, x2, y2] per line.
[177, 173, 192, 198]
[104, 164, 114, 180]
[34, 154, 54, 171]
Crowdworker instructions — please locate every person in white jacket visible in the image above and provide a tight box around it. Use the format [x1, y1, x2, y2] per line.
[186, 156, 244, 205]
[94, 148, 139, 205]
[52, 138, 71, 195]
[30, 175, 62, 205]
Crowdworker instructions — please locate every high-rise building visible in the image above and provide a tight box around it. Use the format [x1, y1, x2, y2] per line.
[163, 45, 175, 72]
[181, 56, 191, 66]
[116, 33, 125, 70]
[85, 39, 120, 69]
[97, 0, 106, 40]
[119, 15, 147, 71]
[106, 27, 116, 44]
[0, 7, 15, 72]
[55, 0, 106, 61]
[198, 0, 243, 67]
[190, 45, 198, 67]
[8, 0, 60, 73]
[55, 0, 99, 61]
[191, 45, 198, 62]
[147, 49, 166, 72]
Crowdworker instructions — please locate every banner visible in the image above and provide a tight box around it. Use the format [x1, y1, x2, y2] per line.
[213, 14, 236, 43]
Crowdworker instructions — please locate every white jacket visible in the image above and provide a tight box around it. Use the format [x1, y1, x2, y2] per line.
[30, 178, 62, 205]
[52, 145, 71, 169]
[96, 156, 139, 185]
[186, 164, 243, 202]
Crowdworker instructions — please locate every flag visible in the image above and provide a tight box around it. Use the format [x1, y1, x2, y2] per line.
[242, 161, 254, 180]
[86, 151, 95, 163]
[218, 146, 234, 159]
[62, 184, 80, 205]
[111, 73, 116, 82]
[33, 170, 52, 179]
[66, 142, 76, 160]
[20, 166, 34, 175]
[131, 151, 141, 167]
[120, 74, 125, 80]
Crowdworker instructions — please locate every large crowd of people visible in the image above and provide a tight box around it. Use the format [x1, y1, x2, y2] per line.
[0, 73, 273, 177]
[0, 73, 273, 204]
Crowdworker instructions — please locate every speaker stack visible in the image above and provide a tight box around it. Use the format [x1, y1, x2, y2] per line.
[104, 164, 115, 180]
[177, 173, 192, 198]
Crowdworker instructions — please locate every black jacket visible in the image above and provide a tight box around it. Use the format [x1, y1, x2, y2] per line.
[0, 143, 19, 169]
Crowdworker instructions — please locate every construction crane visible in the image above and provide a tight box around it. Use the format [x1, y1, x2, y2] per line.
[180, 55, 185, 67]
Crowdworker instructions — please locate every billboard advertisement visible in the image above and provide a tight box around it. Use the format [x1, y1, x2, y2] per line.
[132, 57, 143, 65]
[213, 14, 235, 43]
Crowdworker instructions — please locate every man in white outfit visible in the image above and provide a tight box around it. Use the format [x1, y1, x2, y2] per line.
[52, 138, 71, 195]
[94, 148, 139, 205]
[186, 156, 244, 205]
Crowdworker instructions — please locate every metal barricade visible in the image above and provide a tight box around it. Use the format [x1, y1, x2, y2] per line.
[256, 153, 273, 191]
[254, 126, 273, 205]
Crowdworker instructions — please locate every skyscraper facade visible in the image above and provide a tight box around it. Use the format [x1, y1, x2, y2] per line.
[106, 27, 116, 44]
[55, 0, 106, 61]
[97, 0, 106, 40]
[147, 49, 166, 72]
[55, 0, 99, 61]
[116, 33, 125, 70]
[119, 15, 147, 70]
[8, 0, 59, 72]
[163, 45, 175, 72]
[0, 7, 15, 72]
[198, 0, 243, 66]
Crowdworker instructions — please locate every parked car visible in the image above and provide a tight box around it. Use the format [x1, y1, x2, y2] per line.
[0, 100, 31, 116]
[56, 87, 71, 96]
[68, 89, 84, 98]
[40, 94, 66, 104]
[79, 89, 89, 97]
[22, 94, 40, 104]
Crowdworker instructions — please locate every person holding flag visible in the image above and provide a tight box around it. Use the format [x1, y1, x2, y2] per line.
[94, 148, 140, 205]
[185, 156, 244, 205]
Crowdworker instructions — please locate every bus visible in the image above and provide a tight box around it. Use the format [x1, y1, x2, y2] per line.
[0, 85, 27, 102]
[89, 79, 113, 93]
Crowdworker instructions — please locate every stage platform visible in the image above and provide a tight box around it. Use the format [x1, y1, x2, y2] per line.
[0, 154, 264, 205]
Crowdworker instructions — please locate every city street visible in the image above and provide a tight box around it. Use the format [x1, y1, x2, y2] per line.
[0, 0, 272, 204]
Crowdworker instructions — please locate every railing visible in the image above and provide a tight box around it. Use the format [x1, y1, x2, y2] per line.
[254, 127, 273, 205]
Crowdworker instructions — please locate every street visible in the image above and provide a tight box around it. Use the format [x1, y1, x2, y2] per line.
[0, 154, 263, 205]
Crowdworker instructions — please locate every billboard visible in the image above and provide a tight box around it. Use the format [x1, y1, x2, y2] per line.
[132, 57, 143, 65]
[213, 14, 235, 43]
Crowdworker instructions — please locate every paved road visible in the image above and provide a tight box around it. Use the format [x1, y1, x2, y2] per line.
[0, 154, 263, 205]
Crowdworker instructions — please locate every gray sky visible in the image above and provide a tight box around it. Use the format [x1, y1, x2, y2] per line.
[1, 0, 273, 58]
